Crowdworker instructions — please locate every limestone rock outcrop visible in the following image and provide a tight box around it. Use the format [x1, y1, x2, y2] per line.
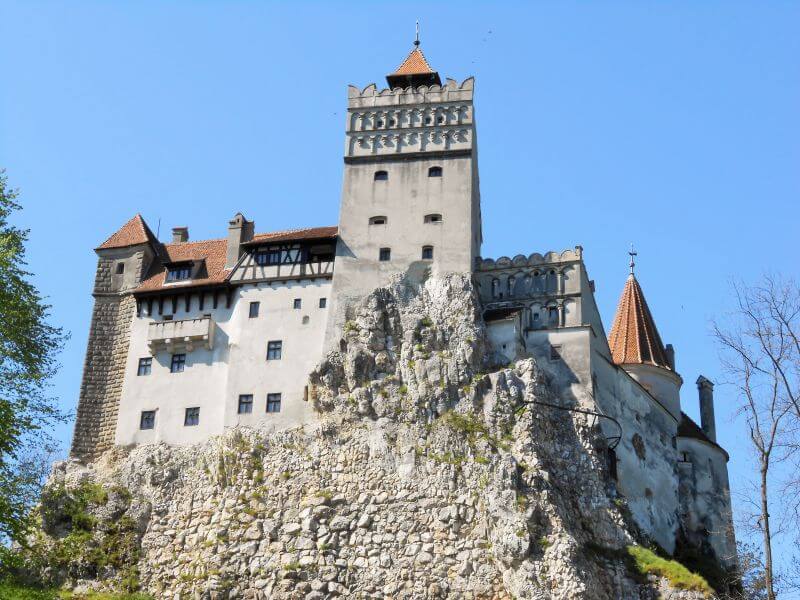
[26, 274, 712, 599]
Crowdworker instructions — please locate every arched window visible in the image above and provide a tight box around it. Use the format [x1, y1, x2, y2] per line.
[424, 213, 442, 223]
[369, 216, 387, 225]
[428, 166, 443, 178]
[548, 305, 559, 325]
[374, 170, 388, 181]
[421, 246, 434, 260]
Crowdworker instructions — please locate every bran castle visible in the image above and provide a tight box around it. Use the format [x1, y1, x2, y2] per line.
[71, 44, 736, 568]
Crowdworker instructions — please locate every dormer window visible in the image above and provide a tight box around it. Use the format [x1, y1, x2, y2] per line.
[428, 166, 443, 178]
[369, 216, 387, 225]
[424, 214, 442, 224]
[374, 170, 388, 181]
[166, 264, 192, 282]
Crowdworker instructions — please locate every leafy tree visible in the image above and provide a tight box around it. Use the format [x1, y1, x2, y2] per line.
[0, 170, 66, 542]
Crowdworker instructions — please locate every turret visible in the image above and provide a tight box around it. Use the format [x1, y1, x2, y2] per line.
[607, 251, 683, 419]
[697, 375, 716, 443]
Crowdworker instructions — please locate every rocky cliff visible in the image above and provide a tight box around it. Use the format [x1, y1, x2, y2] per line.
[18, 274, 714, 599]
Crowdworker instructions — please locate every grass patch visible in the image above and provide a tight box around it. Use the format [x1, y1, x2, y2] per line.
[626, 546, 713, 597]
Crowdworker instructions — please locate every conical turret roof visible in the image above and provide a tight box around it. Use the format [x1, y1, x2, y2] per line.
[607, 274, 671, 369]
[386, 46, 442, 88]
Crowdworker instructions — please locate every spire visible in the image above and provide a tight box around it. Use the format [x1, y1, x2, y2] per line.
[607, 263, 671, 369]
[96, 214, 158, 251]
[386, 25, 442, 89]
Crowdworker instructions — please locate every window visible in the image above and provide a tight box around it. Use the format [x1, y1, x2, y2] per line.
[116, 262, 125, 274]
[369, 216, 387, 225]
[238, 394, 253, 414]
[302, 316, 310, 325]
[607, 448, 618, 481]
[255, 250, 281, 266]
[389, 118, 397, 127]
[267, 393, 282, 413]
[379, 248, 391, 262]
[374, 170, 388, 181]
[532, 312, 540, 322]
[550, 345, 562, 361]
[437, 115, 445, 124]
[548, 306, 559, 325]
[424, 214, 442, 224]
[428, 166, 443, 177]
[166, 265, 192, 282]
[421, 246, 434, 260]
[319, 298, 327, 308]
[140, 410, 155, 430]
[425, 115, 432, 125]
[137, 357, 152, 376]
[267, 341, 282, 360]
[170, 353, 186, 373]
[376, 119, 384, 128]
[184, 407, 200, 426]
[249, 302, 260, 318]
[293, 298, 302, 310]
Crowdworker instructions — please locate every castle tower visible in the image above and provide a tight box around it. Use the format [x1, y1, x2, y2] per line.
[607, 260, 683, 419]
[71, 214, 158, 460]
[326, 42, 482, 344]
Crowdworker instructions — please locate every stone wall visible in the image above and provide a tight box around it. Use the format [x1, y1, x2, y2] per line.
[71, 249, 145, 460]
[38, 274, 716, 599]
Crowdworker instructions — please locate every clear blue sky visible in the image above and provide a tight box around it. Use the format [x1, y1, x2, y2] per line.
[2, 0, 798, 585]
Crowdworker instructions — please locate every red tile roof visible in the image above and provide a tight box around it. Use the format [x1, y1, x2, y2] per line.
[137, 238, 229, 292]
[391, 48, 435, 76]
[249, 226, 338, 244]
[96, 214, 157, 250]
[607, 274, 671, 369]
[134, 225, 338, 293]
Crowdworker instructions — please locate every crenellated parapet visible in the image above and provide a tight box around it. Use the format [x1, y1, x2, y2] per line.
[474, 247, 586, 330]
[345, 78, 475, 160]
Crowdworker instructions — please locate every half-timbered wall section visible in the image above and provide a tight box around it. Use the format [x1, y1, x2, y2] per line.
[229, 239, 335, 284]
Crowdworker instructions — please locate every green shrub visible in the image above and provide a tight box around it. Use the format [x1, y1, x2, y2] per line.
[626, 546, 713, 597]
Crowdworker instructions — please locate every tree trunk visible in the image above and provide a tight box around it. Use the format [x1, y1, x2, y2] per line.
[761, 462, 776, 600]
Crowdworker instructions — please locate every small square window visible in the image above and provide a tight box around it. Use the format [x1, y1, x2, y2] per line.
[550, 345, 562, 361]
[422, 246, 434, 260]
[249, 301, 260, 318]
[267, 393, 282, 413]
[319, 298, 327, 308]
[184, 407, 200, 426]
[116, 262, 125, 274]
[137, 357, 152, 376]
[140, 410, 155, 430]
[374, 170, 388, 181]
[170, 353, 186, 373]
[428, 166, 443, 177]
[267, 341, 283, 360]
[238, 394, 253, 414]
[379, 248, 391, 262]
[293, 299, 302, 310]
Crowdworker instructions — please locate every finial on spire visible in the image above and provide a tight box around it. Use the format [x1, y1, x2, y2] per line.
[414, 20, 420, 46]
[629, 243, 638, 275]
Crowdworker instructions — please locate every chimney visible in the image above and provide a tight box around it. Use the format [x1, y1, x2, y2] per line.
[665, 344, 676, 371]
[697, 375, 716, 443]
[225, 213, 254, 269]
[172, 227, 189, 244]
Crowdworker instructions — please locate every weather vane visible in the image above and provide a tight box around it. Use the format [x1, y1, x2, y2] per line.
[629, 243, 638, 275]
[415, 21, 420, 46]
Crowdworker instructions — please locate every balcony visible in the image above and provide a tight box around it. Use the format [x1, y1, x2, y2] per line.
[147, 317, 215, 355]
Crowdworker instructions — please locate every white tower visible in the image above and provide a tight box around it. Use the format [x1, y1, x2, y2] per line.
[326, 42, 482, 344]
